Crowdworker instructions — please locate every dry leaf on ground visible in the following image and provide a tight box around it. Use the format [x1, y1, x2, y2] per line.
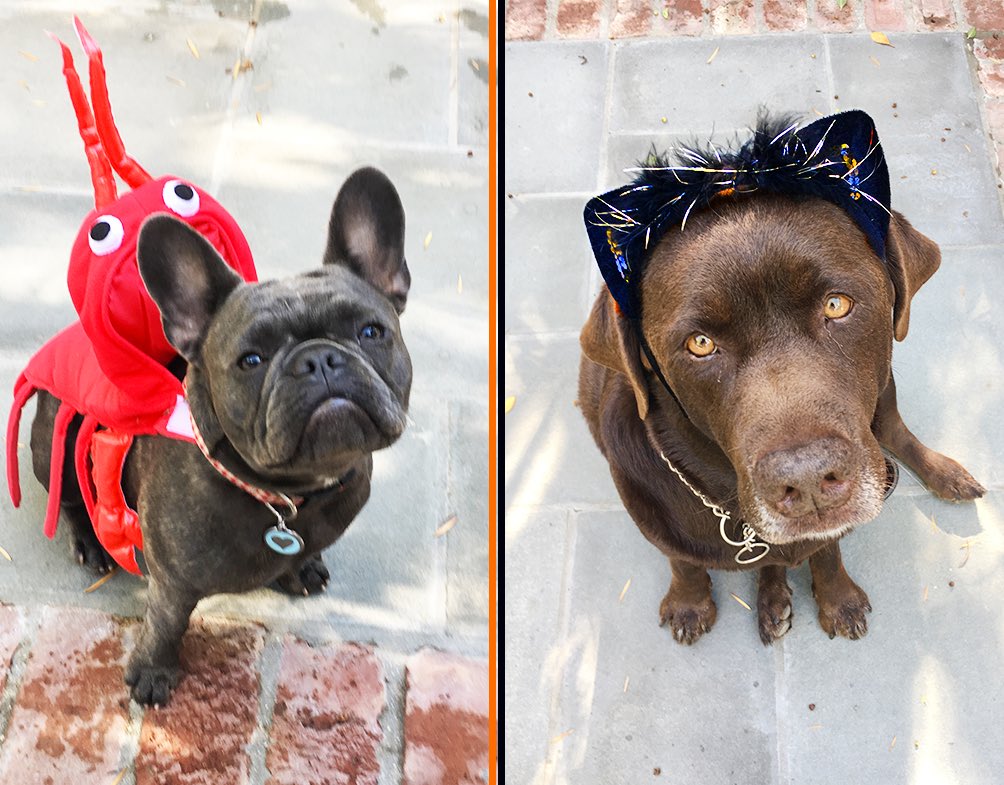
[435, 515, 458, 537]
[84, 569, 117, 594]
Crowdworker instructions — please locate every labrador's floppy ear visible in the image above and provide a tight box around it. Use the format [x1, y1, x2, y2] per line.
[580, 290, 651, 420]
[885, 210, 941, 342]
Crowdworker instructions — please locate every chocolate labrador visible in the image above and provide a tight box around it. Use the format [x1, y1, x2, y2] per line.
[578, 112, 984, 644]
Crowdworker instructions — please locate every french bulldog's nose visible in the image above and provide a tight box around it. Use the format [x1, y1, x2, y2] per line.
[287, 340, 346, 382]
[754, 437, 855, 518]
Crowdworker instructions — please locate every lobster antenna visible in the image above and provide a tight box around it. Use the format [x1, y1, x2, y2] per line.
[48, 31, 118, 208]
[73, 16, 152, 189]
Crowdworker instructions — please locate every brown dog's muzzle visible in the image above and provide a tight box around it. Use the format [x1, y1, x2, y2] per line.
[753, 436, 856, 519]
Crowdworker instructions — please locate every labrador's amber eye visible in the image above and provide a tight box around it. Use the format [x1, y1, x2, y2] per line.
[824, 293, 854, 319]
[686, 334, 717, 357]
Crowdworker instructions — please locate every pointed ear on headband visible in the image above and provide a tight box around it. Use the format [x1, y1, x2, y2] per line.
[584, 110, 892, 320]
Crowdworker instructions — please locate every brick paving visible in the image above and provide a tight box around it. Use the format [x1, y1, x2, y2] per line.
[0, 608, 132, 785]
[0, 606, 489, 784]
[266, 640, 384, 785]
[403, 650, 489, 785]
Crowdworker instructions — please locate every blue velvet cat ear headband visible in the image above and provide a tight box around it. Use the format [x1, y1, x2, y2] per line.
[584, 110, 892, 320]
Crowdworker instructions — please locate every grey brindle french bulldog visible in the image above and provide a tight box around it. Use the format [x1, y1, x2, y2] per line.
[30, 167, 412, 705]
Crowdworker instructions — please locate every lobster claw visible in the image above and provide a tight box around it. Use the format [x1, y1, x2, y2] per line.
[90, 428, 143, 575]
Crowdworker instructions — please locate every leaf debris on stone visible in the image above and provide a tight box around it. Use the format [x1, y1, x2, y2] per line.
[959, 540, 972, 568]
[550, 729, 574, 744]
[435, 515, 458, 537]
[84, 569, 118, 594]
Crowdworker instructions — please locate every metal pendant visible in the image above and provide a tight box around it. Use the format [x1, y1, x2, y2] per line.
[264, 523, 304, 556]
[263, 496, 303, 555]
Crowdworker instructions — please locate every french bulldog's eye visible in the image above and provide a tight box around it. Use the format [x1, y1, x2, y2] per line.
[823, 293, 854, 320]
[88, 215, 125, 256]
[163, 179, 200, 218]
[359, 324, 385, 341]
[238, 353, 264, 370]
[686, 333, 717, 358]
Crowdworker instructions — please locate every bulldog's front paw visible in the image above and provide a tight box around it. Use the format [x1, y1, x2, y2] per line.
[659, 589, 717, 645]
[70, 529, 116, 574]
[275, 555, 330, 597]
[125, 657, 181, 707]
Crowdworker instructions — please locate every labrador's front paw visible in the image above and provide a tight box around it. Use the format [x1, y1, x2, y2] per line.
[813, 577, 871, 640]
[920, 453, 985, 501]
[659, 588, 717, 644]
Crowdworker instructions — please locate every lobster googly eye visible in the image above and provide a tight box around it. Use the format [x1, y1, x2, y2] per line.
[88, 215, 125, 256]
[163, 179, 200, 217]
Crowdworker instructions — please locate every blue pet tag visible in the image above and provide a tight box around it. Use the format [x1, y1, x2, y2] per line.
[264, 525, 304, 556]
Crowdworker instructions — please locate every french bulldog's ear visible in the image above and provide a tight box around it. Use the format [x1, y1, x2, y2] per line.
[323, 167, 410, 314]
[138, 214, 242, 365]
[885, 211, 941, 342]
[581, 290, 650, 420]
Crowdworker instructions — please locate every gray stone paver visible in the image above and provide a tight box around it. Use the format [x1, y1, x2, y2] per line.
[504, 333, 619, 509]
[245, 2, 454, 146]
[504, 507, 567, 783]
[610, 36, 830, 135]
[447, 399, 491, 625]
[828, 34, 981, 134]
[504, 40, 609, 194]
[506, 32, 1004, 785]
[0, 5, 244, 191]
[0, 0, 488, 690]
[504, 195, 595, 334]
[555, 509, 777, 785]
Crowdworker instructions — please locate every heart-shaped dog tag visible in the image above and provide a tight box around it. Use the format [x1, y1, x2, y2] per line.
[264, 526, 304, 556]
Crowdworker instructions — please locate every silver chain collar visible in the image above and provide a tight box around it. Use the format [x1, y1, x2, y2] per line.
[656, 450, 770, 565]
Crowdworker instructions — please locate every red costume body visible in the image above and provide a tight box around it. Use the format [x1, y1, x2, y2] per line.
[5, 19, 257, 574]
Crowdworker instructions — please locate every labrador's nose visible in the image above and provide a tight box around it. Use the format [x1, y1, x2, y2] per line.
[753, 437, 855, 518]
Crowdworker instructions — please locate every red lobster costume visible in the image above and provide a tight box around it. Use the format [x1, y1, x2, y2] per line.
[5, 18, 258, 574]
